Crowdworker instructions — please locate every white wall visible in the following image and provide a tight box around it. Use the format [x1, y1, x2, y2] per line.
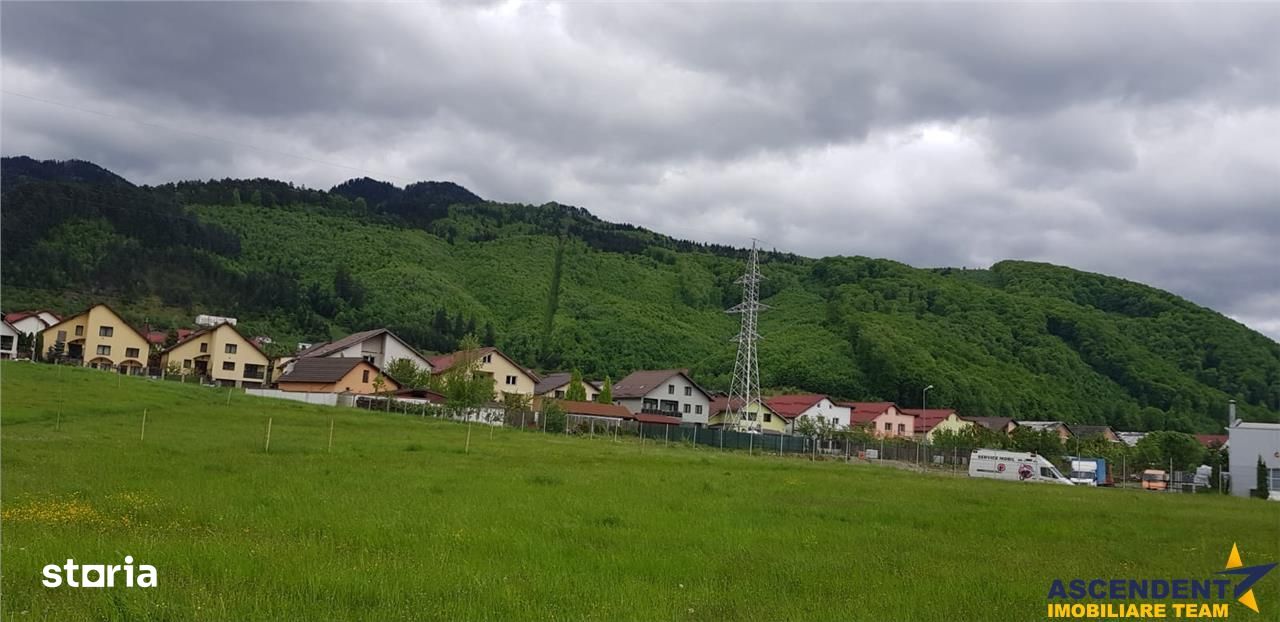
[245, 388, 339, 406]
[1228, 423, 1280, 498]
[617, 374, 711, 424]
[797, 398, 851, 428]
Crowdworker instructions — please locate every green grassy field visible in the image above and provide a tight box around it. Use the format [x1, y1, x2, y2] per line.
[2, 362, 1276, 621]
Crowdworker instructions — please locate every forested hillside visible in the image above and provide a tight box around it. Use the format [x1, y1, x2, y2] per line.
[3, 156, 1277, 432]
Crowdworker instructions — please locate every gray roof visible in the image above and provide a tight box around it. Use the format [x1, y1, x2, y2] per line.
[296, 328, 388, 359]
[612, 369, 709, 400]
[277, 358, 365, 383]
[534, 372, 601, 395]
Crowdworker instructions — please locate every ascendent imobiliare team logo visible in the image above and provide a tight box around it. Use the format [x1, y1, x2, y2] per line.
[1046, 543, 1276, 619]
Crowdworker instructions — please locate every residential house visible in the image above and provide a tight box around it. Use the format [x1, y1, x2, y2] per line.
[767, 394, 852, 429]
[1116, 431, 1146, 448]
[611, 369, 713, 425]
[0, 320, 19, 359]
[1194, 434, 1229, 450]
[276, 358, 400, 395]
[965, 416, 1018, 435]
[296, 328, 433, 374]
[535, 372, 601, 401]
[845, 402, 916, 437]
[429, 347, 540, 397]
[4, 310, 61, 337]
[1017, 421, 1073, 441]
[159, 322, 271, 388]
[1067, 424, 1119, 442]
[901, 409, 970, 442]
[1227, 421, 1280, 500]
[708, 395, 788, 434]
[40, 304, 150, 374]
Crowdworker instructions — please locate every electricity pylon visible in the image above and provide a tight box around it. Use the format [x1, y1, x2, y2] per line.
[726, 239, 767, 431]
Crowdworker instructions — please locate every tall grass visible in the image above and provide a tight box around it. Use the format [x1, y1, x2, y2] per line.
[2, 362, 1275, 620]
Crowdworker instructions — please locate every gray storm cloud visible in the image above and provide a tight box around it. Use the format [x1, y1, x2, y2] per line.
[2, 2, 1278, 339]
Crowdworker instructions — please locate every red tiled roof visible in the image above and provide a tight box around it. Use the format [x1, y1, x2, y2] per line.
[429, 347, 540, 381]
[900, 408, 957, 433]
[552, 400, 633, 419]
[145, 328, 194, 345]
[634, 413, 683, 425]
[764, 394, 828, 419]
[1194, 434, 1228, 448]
[4, 310, 60, 324]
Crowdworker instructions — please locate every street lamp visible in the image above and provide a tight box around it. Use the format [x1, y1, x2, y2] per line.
[922, 384, 934, 459]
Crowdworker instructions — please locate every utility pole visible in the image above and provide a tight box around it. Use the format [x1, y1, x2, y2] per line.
[726, 240, 768, 432]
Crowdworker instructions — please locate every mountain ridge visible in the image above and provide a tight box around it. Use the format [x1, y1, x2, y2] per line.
[2, 155, 1276, 432]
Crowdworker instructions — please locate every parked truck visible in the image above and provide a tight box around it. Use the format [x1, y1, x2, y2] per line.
[1067, 457, 1112, 487]
[968, 449, 1074, 485]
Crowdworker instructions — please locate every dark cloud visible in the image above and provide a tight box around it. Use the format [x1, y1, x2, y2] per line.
[2, 2, 1278, 339]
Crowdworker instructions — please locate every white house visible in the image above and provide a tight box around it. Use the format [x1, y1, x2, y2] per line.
[611, 369, 713, 425]
[1228, 421, 1280, 500]
[291, 328, 433, 374]
[766, 394, 852, 429]
[0, 320, 19, 359]
[4, 310, 61, 341]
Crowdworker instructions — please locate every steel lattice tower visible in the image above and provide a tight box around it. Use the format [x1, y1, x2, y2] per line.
[726, 240, 768, 431]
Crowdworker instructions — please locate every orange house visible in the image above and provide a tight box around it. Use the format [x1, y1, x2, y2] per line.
[275, 358, 399, 394]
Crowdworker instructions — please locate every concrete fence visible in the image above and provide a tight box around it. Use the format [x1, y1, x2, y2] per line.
[244, 388, 345, 407]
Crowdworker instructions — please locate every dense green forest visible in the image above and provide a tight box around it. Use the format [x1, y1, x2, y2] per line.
[3, 156, 1277, 432]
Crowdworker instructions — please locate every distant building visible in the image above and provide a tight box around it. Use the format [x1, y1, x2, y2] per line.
[159, 322, 271, 388]
[901, 408, 969, 441]
[0, 320, 19, 359]
[1017, 421, 1072, 441]
[845, 402, 916, 437]
[298, 328, 433, 374]
[767, 394, 851, 429]
[276, 358, 399, 395]
[195, 314, 237, 327]
[4, 310, 61, 338]
[1194, 434, 1229, 449]
[39, 304, 150, 374]
[1227, 421, 1280, 500]
[429, 347, 540, 397]
[708, 395, 788, 434]
[1067, 424, 1119, 442]
[535, 372, 601, 402]
[1116, 431, 1146, 447]
[611, 369, 712, 425]
[965, 416, 1018, 434]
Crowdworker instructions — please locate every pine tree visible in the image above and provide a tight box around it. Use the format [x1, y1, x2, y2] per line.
[1256, 456, 1271, 499]
[565, 368, 587, 401]
[596, 375, 613, 403]
[482, 322, 496, 347]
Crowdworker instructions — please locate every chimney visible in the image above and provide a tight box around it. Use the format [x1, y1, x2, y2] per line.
[1227, 400, 1237, 428]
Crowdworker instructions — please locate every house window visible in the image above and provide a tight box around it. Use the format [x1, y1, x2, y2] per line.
[683, 404, 691, 414]
[482, 354, 492, 364]
[183, 359, 192, 368]
[695, 405, 703, 415]
[362, 370, 370, 383]
[503, 375, 515, 385]
[74, 325, 84, 337]
[1269, 469, 1280, 493]
[643, 398, 658, 412]
[125, 347, 140, 358]
[748, 412, 756, 421]
[884, 422, 892, 431]
[99, 326, 114, 337]
[96, 345, 111, 356]
[363, 355, 374, 364]
[0, 336, 13, 350]
[668, 384, 674, 394]
[684, 386, 692, 396]
[199, 343, 208, 353]
[764, 412, 772, 422]
[222, 361, 235, 371]
[225, 343, 238, 354]
[554, 390, 565, 398]
[897, 423, 905, 434]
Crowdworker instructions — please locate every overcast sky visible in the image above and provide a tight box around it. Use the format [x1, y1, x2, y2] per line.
[3, 2, 1278, 339]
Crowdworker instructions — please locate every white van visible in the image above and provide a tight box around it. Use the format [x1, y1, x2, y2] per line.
[969, 449, 1074, 485]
